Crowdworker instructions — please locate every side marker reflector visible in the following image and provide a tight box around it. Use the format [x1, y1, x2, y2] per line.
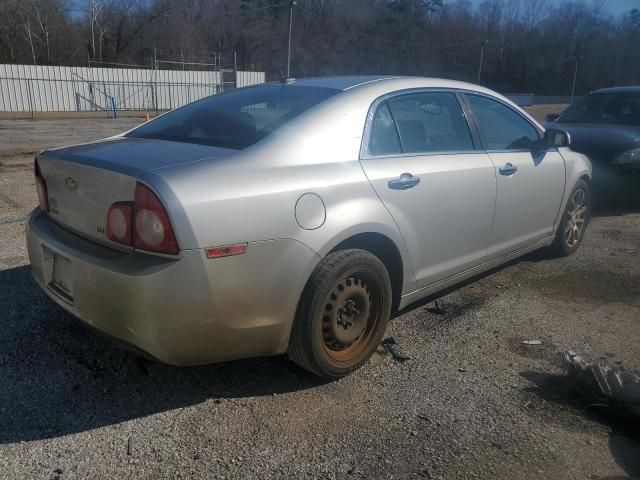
[206, 243, 248, 259]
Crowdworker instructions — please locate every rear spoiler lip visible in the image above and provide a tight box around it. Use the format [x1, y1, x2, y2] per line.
[37, 138, 233, 178]
[38, 148, 149, 178]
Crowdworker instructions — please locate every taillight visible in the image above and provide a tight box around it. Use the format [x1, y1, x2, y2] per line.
[34, 158, 49, 212]
[133, 183, 179, 254]
[105, 183, 179, 255]
[106, 202, 133, 245]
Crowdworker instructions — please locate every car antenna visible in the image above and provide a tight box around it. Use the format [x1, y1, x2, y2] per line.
[278, 69, 295, 84]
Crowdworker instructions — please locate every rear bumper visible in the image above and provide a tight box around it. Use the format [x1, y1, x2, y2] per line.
[26, 210, 320, 365]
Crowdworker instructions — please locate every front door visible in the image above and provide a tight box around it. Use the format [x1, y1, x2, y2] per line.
[360, 91, 497, 288]
[463, 94, 566, 258]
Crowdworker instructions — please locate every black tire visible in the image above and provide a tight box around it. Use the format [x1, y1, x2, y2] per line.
[549, 179, 591, 257]
[288, 249, 392, 379]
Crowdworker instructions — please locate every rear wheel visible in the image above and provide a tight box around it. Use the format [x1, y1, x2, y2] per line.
[550, 179, 591, 256]
[288, 249, 392, 378]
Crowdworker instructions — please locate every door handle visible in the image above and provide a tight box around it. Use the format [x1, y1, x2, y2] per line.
[499, 163, 518, 176]
[388, 173, 421, 190]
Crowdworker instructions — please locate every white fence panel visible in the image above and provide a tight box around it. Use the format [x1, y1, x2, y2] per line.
[0, 64, 265, 113]
[236, 71, 266, 88]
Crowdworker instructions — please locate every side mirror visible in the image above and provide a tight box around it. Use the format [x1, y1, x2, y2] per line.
[545, 113, 560, 123]
[543, 128, 571, 148]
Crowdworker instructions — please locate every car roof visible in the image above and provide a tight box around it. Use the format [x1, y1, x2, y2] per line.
[271, 75, 536, 125]
[590, 86, 640, 94]
[284, 75, 499, 95]
[290, 75, 542, 130]
[256, 75, 540, 128]
[290, 75, 398, 90]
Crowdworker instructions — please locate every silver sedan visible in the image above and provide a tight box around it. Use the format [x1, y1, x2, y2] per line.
[26, 76, 591, 378]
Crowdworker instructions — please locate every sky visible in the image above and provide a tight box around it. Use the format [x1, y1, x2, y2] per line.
[467, 0, 640, 17]
[607, 0, 640, 15]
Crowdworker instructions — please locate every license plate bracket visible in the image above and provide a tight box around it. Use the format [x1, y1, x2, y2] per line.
[42, 246, 74, 303]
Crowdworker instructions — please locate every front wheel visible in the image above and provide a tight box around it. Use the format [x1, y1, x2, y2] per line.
[288, 249, 392, 379]
[550, 179, 591, 257]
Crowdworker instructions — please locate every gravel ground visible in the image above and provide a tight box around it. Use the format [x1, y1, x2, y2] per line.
[1, 118, 639, 480]
[0, 118, 142, 157]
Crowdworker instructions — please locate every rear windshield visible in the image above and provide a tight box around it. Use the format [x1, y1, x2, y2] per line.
[127, 84, 340, 149]
[558, 92, 640, 125]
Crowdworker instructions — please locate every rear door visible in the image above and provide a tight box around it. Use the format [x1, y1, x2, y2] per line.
[463, 94, 566, 257]
[360, 90, 497, 288]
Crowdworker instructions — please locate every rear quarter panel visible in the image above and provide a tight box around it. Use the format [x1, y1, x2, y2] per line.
[144, 88, 418, 296]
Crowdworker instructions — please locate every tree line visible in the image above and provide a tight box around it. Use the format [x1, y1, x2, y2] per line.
[0, 0, 639, 95]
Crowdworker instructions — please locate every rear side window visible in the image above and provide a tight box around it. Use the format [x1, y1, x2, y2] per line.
[387, 92, 474, 154]
[369, 102, 402, 156]
[465, 94, 540, 150]
[127, 85, 340, 150]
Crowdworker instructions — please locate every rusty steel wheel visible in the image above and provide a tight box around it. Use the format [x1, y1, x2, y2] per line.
[321, 272, 382, 362]
[288, 249, 392, 378]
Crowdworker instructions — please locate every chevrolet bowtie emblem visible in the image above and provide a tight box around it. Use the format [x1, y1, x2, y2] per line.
[64, 177, 79, 192]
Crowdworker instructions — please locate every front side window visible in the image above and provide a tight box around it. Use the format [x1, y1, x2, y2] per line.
[127, 84, 340, 150]
[387, 92, 474, 154]
[466, 94, 540, 150]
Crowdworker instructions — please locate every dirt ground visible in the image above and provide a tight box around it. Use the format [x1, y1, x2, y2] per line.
[0, 117, 639, 480]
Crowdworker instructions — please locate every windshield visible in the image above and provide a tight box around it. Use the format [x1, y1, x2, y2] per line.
[127, 84, 340, 149]
[558, 92, 640, 126]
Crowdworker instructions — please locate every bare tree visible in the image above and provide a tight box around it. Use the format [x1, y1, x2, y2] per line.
[0, 0, 639, 95]
[29, 0, 62, 63]
[0, 0, 22, 62]
[22, 12, 39, 65]
[84, 0, 114, 61]
[520, 0, 547, 34]
[84, 0, 102, 61]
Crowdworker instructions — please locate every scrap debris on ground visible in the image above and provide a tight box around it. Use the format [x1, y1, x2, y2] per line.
[382, 336, 411, 362]
[562, 350, 640, 420]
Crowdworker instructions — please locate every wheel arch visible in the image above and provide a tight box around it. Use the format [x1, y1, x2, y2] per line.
[327, 232, 406, 313]
[579, 173, 591, 185]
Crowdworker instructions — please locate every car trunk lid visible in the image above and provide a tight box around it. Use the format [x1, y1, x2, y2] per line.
[37, 136, 235, 247]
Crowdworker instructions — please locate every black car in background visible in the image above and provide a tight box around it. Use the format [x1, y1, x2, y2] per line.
[546, 87, 640, 171]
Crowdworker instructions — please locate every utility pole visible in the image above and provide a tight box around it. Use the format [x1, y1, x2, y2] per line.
[287, 0, 296, 78]
[234, 50, 238, 88]
[478, 39, 488, 84]
[570, 55, 582, 104]
[153, 46, 158, 115]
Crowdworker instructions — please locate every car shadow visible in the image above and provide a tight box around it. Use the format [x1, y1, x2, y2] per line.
[0, 265, 327, 444]
[520, 370, 640, 479]
[393, 245, 556, 319]
[591, 165, 640, 216]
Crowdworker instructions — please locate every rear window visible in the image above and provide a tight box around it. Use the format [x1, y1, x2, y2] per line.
[127, 84, 340, 149]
